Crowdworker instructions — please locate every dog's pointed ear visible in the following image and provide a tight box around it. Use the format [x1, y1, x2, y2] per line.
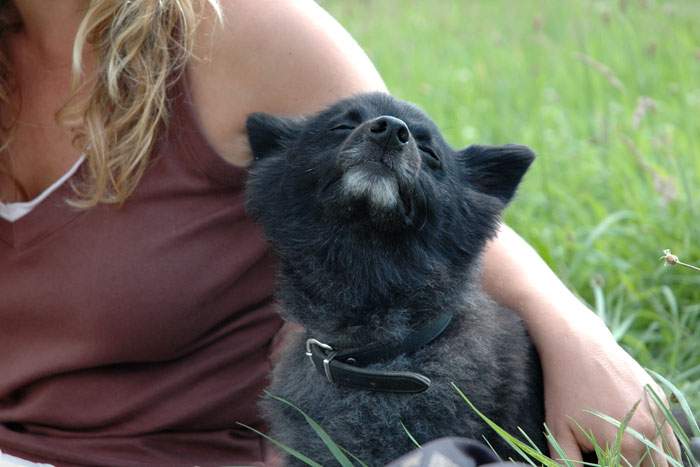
[460, 144, 535, 204]
[246, 113, 302, 160]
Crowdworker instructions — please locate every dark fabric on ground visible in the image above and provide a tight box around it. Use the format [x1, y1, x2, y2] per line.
[385, 437, 531, 466]
[386, 436, 700, 466]
[690, 437, 700, 464]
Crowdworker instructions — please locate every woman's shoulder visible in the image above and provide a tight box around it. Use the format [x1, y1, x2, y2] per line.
[186, 0, 386, 166]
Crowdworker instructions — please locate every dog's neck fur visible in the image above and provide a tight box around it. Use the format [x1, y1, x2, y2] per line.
[278, 257, 484, 348]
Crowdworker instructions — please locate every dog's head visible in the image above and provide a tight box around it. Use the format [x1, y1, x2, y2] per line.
[246, 93, 534, 328]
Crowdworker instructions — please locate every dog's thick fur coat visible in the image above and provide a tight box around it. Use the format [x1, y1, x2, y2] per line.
[246, 93, 546, 465]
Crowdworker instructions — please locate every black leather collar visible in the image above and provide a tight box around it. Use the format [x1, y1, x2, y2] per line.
[305, 311, 454, 393]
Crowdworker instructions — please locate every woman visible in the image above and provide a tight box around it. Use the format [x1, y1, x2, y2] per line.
[0, 0, 678, 466]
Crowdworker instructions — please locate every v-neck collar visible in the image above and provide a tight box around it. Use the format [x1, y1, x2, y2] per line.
[0, 163, 87, 251]
[0, 156, 85, 222]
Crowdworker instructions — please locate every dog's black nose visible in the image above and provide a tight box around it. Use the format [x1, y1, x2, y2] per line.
[367, 116, 410, 149]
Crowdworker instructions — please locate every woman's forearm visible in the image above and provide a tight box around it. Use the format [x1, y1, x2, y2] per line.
[482, 224, 680, 464]
[481, 223, 607, 349]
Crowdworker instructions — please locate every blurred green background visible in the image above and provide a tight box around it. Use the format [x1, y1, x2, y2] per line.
[320, 0, 700, 409]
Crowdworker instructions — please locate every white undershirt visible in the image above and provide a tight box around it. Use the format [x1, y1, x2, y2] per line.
[0, 156, 85, 223]
[0, 450, 54, 466]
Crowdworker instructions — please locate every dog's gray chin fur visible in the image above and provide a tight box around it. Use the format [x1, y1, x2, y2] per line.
[341, 164, 400, 211]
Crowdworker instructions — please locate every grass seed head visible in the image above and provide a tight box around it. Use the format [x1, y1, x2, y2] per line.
[660, 249, 679, 266]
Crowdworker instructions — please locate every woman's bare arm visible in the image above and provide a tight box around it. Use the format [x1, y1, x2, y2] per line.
[187, 0, 386, 167]
[483, 224, 679, 465]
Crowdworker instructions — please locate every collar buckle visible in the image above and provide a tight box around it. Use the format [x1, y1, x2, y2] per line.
[304, 312, 454, 393]
[305, 339, 336, 383]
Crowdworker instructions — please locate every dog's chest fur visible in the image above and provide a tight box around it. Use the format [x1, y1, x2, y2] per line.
[262, 285, 545, 466]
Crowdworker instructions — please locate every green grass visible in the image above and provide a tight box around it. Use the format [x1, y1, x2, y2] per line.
[320, 0, 700, 410]
[258, 381, 698, 466]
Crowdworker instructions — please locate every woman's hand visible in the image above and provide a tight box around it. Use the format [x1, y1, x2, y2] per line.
[542, 312, 680, 465]
[481, 224, 680, 465]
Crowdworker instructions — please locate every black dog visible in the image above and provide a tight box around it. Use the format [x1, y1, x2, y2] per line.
[246, 92, 546, 465]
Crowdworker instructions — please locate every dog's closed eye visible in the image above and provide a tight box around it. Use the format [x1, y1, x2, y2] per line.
[419, 145, 441, 169]
[331, 124, 356, 132]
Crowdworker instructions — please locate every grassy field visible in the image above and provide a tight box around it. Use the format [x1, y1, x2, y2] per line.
[320, 0, 700, 410]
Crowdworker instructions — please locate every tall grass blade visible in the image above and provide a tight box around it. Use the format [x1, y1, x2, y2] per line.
[399, 420, 421, 449]
[648, 370, 700, 436]
[339, 446, 369, 467]
[645, 384, 689, 444]
[236, 422, 323, 467]
[451, 383, 560, 466]
[610, 400, 640, 467]
[265, 392, 355, 467]
[543, 423, 580, 466]
[588, 411, 684, 467]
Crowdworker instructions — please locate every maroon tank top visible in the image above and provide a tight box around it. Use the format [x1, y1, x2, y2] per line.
[0, 75, 283, 466]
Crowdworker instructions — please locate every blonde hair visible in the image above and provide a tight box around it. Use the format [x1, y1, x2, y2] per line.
[0, 0, 221, 207]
